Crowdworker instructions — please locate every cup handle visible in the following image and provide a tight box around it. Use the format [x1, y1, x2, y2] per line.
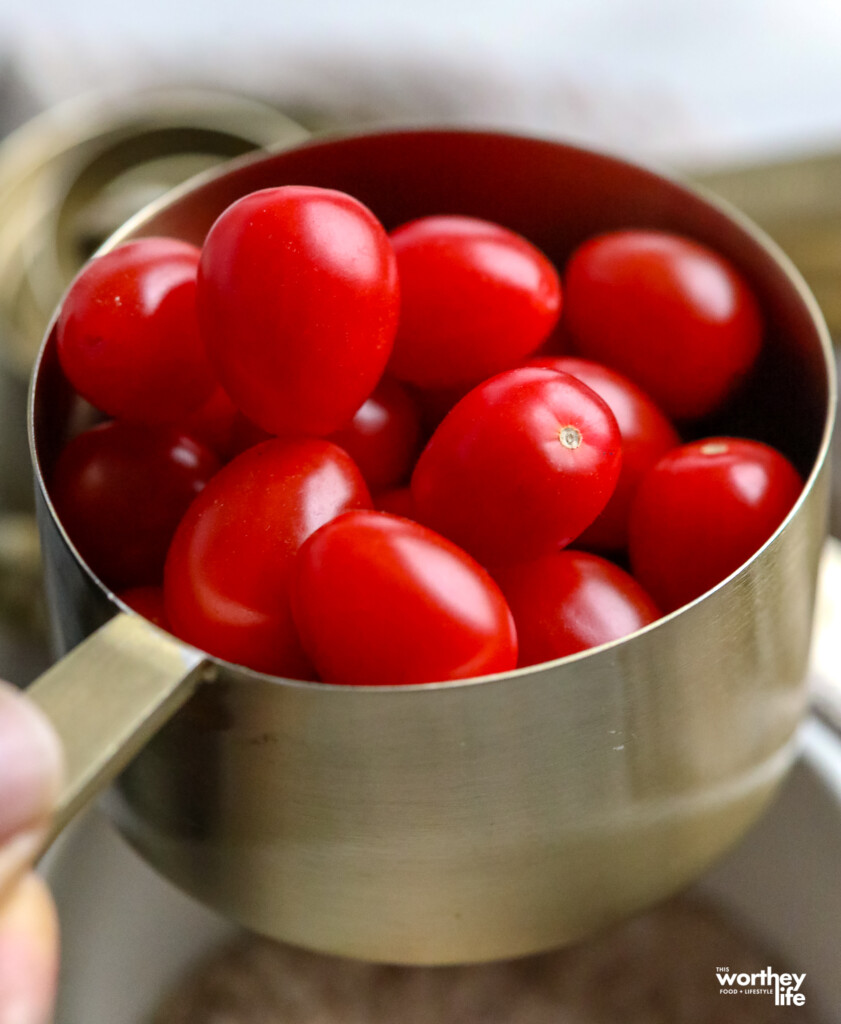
[25, 612, 213, 846]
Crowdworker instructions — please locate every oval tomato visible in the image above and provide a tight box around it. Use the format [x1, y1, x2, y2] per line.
[197, 186, 399, 437]
[373, 486, 415, 519]
[388, 215, 561, 389]
[564, 229, 762, 420]
[411, 367, 622, 565]
[57, 238, 217, 422]
[164, 439, 371, 678]
[528, 356, 680, 551]
[494, 550, 659, 666]
[51, 422, 220, 589]
[628, 437, 802, 611]
[328, 377, 421, 490]
[291, 510, 517, 685]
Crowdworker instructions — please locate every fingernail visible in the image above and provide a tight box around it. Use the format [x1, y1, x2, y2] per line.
[0, 684, 62, 845]
[0, 874, 59, 1024]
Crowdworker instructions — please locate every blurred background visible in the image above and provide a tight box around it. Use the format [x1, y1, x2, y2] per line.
[3, 0, 841, 164]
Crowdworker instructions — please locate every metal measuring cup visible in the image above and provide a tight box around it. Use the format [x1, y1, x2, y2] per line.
[25, 129, 835, 965]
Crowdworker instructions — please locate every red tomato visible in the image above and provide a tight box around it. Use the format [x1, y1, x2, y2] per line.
[178, 386, 241, 461]
[374, 486, 415, 519]
[51, 422, 220, 589]
[328, 377, 421, 490]
[528, 356, 680, 550]
[411, 367, 622, 565]
[164, 439, 371, 678]
[227, 413, 273, 460]
[387, 215, 561, 389]
[629, 437, 802, 612]
[57, 238, 216, 422]
[291, 511, 517, 685]
[494, 550, 660, 666]
[198, 186, 399, 437]
[118, 586, 169, 630]
[411, 380, 474, 435]
[564, 230, 763, 420]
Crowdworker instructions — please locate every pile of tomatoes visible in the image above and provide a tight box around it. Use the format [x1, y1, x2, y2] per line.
[50, 185, 803, 685]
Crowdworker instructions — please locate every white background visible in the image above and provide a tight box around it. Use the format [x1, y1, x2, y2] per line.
[2, 0, 841, 167]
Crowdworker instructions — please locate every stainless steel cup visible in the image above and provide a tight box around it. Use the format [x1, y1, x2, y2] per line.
[27, 129, 835, 965]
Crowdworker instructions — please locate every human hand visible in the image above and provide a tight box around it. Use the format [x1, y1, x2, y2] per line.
[0, 681, 62, 1024]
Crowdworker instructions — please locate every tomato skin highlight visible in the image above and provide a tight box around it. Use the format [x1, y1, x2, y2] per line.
[528, 356, 680, 551]
[164, 439, 372, 678]
[388, 215, 561, 389]
[628, 437, 802, 612]
[564, 229, 763, 420]
[51, 422, 220, 590]
[494, 551, 660, 666]
[291, 511, 518, 685]
[411, 367, 622, 565]
[57, 238, 216, 423]
[328, 377, 421, 490]
[197, 186, 399, 437]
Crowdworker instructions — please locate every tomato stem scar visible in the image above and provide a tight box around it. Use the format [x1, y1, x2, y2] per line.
[559, 425, 582, 449]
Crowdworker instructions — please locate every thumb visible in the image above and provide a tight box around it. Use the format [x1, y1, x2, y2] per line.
[0, 684, 62, 889]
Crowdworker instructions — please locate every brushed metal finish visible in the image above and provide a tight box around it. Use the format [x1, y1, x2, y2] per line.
[28, 612, 211, 845]
[27, 130, 836, 964]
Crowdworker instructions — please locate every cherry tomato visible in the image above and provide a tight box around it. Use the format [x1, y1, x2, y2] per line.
[494, 550, 660, 666]
[411, 367, 622, 565]
[51, 422, 220, 589]
[291, 511, 517, 685]
[198, 186, 399, 437]
[373, 486, 415, 519]
[164, 439, 371, 678]
[628, 437, 802, 612]
[564, 230, 763, 420]
[387, 215, 561, 389]
[118, 586, 169, 630]
[57, 238, 216, 422]
[528, 356, 680, 551]
[328, 377, 421, 490]
[178, 386, 241, 461]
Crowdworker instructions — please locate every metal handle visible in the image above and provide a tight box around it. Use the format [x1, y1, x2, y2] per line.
[25, 612, 213, 846]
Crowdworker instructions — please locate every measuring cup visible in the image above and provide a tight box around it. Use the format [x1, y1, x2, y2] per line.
[26, 129, 835, 965]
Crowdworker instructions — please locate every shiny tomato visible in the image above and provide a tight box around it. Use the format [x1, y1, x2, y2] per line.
[411, 367, 622, 565]
[494, 550, 660, 666]
[198, 186, 399, 437]
[328, 377, 421, 490]
[564, 230, 763, 420]
[387, 215, 561, 389]
[528, 356, 680, 551]
[118, 586, 169, 630]
[291, 511, 517, 685]
[629, 437, 802, 612]
[164, 439, 371, 678]
[57, 238, 216, 422]
[51, 422, 219, 589]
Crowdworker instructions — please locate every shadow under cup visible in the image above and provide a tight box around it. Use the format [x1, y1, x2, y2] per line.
[30, 130, 835, 965]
